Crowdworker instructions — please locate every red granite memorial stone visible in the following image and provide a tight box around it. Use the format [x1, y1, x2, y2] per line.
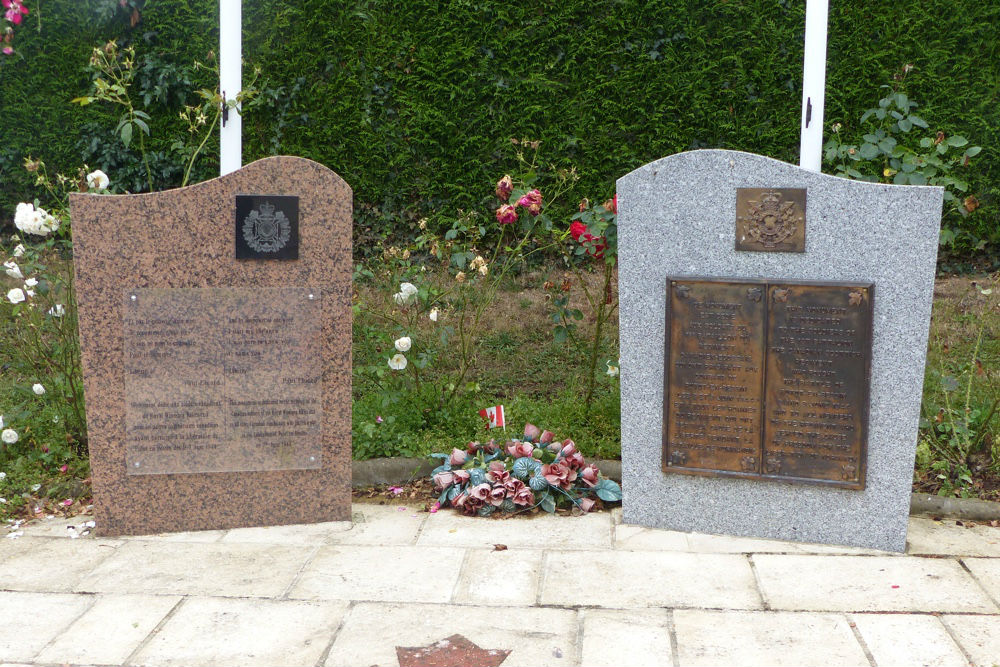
[70, 156, 352, 536]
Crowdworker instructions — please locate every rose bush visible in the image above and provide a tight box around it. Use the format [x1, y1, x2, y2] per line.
[428, 422, 622, 516]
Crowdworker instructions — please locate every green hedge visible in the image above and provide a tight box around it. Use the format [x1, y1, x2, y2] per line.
[2, 0, 997, 253]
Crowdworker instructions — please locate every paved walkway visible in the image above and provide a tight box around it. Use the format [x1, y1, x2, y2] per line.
[1, 504, 999, 667]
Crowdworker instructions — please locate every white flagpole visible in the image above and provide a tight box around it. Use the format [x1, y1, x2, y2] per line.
[219, 0, 242, 176]
[799, 0, 829, 172]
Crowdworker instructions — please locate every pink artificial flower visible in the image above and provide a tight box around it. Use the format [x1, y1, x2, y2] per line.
[580, 464, 600, 488]
[577, 497, 596, 513]
[513, 485, 535, 506]
[432, 471, 455, 490]
[486, 460, 509, 485]
[495, 175, 513, 201]
[482, 439, 499, 453]
[452, 469, 470, 485]
[449, 448, 467, 466]
[561, 441, 577, 457]
[469, 483, 491, 502]
[495, 204, 518, 225]
[564, 451, 586, 469]
[466, 440, 481, 455]
[523, 423, 541, 441]
[516, 189, 543, 216]
[488, 484, 507, 506]
[389, 485, 404, 495]
[452, 491, 468, 509]
[542, 462, 577, 490]
[463, 494, 485, 515]
[503, 478, 525, 497]
[430, 501, 441, 513]
[539, 430, 554, 444]
[506, 441, 534, 458]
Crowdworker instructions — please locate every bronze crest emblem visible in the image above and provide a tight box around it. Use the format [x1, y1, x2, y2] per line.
[735, 188, 806, 253]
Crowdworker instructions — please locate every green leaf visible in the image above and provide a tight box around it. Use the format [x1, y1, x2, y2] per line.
[133, 118, 150, 135]
[553, 326, 567, 343]
[909, 115, 929, 129]
[540, 493, 556, 513]
[919, 137, 933, 148]
[858, 143, 879, 160]
[894, 92, 908, 109]
[444, 229, 458, 240]
[947, 136, 969, 147]
[594, 479, 623, 502]
[964, 146, 982, 158]
[908, 172, 927, 186]
[897, 118, 912, 132]
[941, 375, 959, 392]
[120, 123, 133, 147]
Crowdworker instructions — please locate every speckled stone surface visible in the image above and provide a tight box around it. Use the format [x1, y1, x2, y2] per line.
[70, 156, 352, 536]
[616, 150, 942, 552]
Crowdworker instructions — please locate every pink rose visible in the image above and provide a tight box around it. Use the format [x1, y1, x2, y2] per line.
[504, 478, 525, 495]
[464, 495, 484, 515]
[486, 460, 509, 485]
[565, 451, 586, 469]
[516, 189, 543, 216]
[483, 439, 499, 453]
[539, 430, 554, 444]
[523, 423, 541, 441]
[495, 175, 513, 201]
[580, 464, 599, 488]
[577, 497, 596, 513]
[488, 485, 507, 506]
[433, 471, 455, 490]
[561, 442, 577, 457]
[469, 483, 491, 501]
[507, 441, 534, 458]
[449, 448, 467, 466]
[496, 204, 518, 225]
[452, 469, 471, 485]
[466, 441, 481, 455]
[513, 485, 535, 506]
[453, 491, 468, 508]
[542, 462, 577, 489]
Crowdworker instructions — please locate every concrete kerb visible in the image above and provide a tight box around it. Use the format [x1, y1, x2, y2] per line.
[351, 457, 1000, 521]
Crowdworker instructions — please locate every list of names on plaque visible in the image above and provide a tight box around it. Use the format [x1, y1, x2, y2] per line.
[124, 287, 323, 475]
[663, 278, 872, 489]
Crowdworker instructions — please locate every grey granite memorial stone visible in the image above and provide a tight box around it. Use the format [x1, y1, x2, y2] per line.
[617, 149, 942, 552]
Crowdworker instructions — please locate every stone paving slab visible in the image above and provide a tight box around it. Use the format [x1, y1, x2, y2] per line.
[962, 558, 1000, 607]
[34, 594, 180, 665]
[0, 591, 93, 662]
[330, 505, 427, 545]
[754, 554, 999, 613]
[74, 541, 311, 597]
[131, 597, 349, 667]
[324, 602, 577, 667]
[220, 520, 351, 545]
[288, 545, 465, 603]
[907, 518, 1000, 557]
[452, 548, 543, 606]
[673, 609, 869, 667]
[579, 608, 673, 667]
[0, 537, 120, 592]
[417, 510, 612, 549]
[540, 550, 761, 609]
[941, 615, 1000, 667]
[849, 613, 970, 667]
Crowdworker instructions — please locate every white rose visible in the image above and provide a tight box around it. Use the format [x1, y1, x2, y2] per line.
[3, 261, 22, 279]
[0, 415, 3, 428]
[6, 288, 25, 304]
[388, 353, 408, 371]
[86, 169, 110, 190]
[24, 290, 35, 297]
[48, 304, 65, 317]
[394, 336, 412, 352]
[394, 282, 418, 305]
[32, 383, 45, 395]
[606, 360, 620, 377]
[14, 203, 34, 232]
[14, 203, 59, 237]
[0, 471, 5, 479]
[429, 307, 439, 322]
[23, 277, 37, 288]
[1, 429, 18, 444]
[12, 244, 24, 258]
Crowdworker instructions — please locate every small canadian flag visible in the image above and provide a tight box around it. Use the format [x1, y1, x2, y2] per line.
[478, 405, 505, 429]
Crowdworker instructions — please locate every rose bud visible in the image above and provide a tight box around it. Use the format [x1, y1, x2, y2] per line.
[577, 497, 596, 513]
[539, 430, 554, 444]
[453, 491, 468, 508]
[495, 174, 513, 201]
[450, 448, 468, 466]
[452, 469, 471, 485]
[560, 442, 577, 457]
[523, 423, 541, 441]
[466, 440, 481, 455]
[507, 441, 534, 458]
[580, 464, 599, 488]
[495, 204, 518, 225]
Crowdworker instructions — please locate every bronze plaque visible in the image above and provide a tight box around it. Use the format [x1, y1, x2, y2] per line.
[735, 188, 806, 253]
[663, 278, 872, 489]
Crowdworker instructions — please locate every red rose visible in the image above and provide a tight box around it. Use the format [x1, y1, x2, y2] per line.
[496, 204, 518, 225]
[570, 221, 587, 241]
[516, 189, 543, 216]
[495, 175, 513, 201]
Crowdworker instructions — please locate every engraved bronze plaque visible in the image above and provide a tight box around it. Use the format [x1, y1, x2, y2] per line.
[124, 287, 323, 475]
[735, 188, 806, 253]
[236, 194, 299, 260]
[663, 278, 872, 489]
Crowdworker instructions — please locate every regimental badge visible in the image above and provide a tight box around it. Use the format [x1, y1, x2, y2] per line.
[735, 188, 806, 253]
[235, 194, 299, 260]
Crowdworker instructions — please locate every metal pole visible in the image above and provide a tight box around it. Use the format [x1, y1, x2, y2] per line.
[799, 0, 829, 172]
[219, 0, 242, 176]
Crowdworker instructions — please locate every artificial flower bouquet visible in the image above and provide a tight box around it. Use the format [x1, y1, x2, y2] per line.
[429, 423, 622, 516]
